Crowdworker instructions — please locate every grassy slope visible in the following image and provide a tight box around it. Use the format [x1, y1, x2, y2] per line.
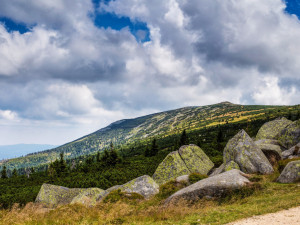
[3, 103, 299, 170]
[0, 175, 299, 225]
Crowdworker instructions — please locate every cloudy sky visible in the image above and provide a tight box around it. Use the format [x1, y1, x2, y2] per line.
[0, 0, 299, 146]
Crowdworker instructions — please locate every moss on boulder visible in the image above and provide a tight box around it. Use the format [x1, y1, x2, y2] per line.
[71, 188, 107, 206]
[279, 119, 300, 149]
[224, 130, 274, 174]
[152, 151, 190, 185]
[277, 160, 300, 183]
[35, 184, 85, 207]
[256, 117, 292, 140]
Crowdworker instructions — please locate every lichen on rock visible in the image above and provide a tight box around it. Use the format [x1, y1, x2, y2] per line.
[278, 119, 300, 149]
[224, 129, 274, 174]
[71, 188, 107, 206]
[256, 117, 292, 140]
[277, 160, 300, 183]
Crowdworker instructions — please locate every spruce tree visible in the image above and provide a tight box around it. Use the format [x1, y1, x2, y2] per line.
[150, 138, 159, 156]
[1, 165, 8, 179]
[179, 129, 188, 146]
[12, 168, 18, 178]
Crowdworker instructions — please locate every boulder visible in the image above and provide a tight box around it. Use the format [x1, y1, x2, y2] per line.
[256, 117, 292, 140]
[165, 169, 250, 205]
[35, 184, 85, 207]
[175, 175, 189, 183]
[254, 139, 280, 146]
[117, 175, 159, 199]
[257, 144, 282, 165]
[279, 119, 300, 149]
[277, 160, 300, 183]
[178, 145, 214, 175]
[282, 143, 300, 159]
[224, 130, 274, 174]
[71, 188, 107, 206]
[209, 161, 239, 177]
[152, 151, 190, 185]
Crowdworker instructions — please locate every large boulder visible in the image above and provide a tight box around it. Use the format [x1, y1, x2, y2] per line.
[256, 117, 292, 140]
[115, 175, 159, 199]
[279, 119, 300, 149]
[277, 160, 300, 183]
[224, 130, 274, 174]
[282, 143, 300, 159]
[165, 169, 250, 205]
[178, 145, 214, 175]
[209, 161, 239, 177]
[152, 151, 190, 185]
[257, 144, 282, 165]
[71, 188, 107, 206]
[35, 184, 85, 207]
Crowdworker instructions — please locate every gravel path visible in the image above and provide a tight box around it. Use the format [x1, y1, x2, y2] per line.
[228, 206, 300, 225]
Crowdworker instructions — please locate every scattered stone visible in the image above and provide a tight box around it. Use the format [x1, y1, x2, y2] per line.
[256, 117, 292, 140]
[277, 160, 300, 183]
[35, 184, 85, 207]
[279, 119, 300, 149]
[165, 169, 250, 205]
[117, 175, 159, 199]
[224, 130, 274, 174]
[257, 144, 282, 165]
[71, 188, 107, 206]
[224, 161, 240, 171]
[178, 145, 214, 175]
[153, 151, 190, 185]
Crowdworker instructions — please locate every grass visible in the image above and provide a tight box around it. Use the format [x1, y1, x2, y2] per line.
[0, 174, 299, 225]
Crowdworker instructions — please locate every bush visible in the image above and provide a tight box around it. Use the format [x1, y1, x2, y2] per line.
[277, 157, 300, 173]
[156, 180, 188, 199]
[188, 173, 208, 184]
[103, 189, 144, 203]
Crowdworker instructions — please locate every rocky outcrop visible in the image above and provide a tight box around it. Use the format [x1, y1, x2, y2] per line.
[178, 145, 214, 175]
[165, 169, 250, 205]
[279, 119, 300, 149]
[224, 130, 274, 174]
[256, 117, 292, 140]
[71, 188, 107, 206]
[282, 143, 300, 159]
[277, 160, 300, 183]
[257, 144, 282, 165]
[35, 184, 86, 207]
[153, 145, 214, 185]
[117, 175, 159, 199]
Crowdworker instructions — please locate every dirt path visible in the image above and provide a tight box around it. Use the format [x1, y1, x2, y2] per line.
[228, 206, 300, 225]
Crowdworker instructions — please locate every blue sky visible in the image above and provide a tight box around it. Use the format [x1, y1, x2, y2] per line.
[0, 0, 299, 146]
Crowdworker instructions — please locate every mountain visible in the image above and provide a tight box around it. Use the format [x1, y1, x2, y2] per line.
[0, 144, 57, 160]
[1, 102, 299, 170]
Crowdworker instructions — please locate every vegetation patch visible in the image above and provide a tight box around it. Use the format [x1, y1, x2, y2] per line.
[188, 173, 208, 184]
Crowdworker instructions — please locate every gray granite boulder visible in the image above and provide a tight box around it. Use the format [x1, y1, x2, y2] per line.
[277, 160, 300, 183]
[224, 130, 274, 174]
[71, 188, 107, 206]
[209, 161, 240, 177]
[256, 117, 292, 140]
[257, 144, 282, 165]
[279, 119, 300, 149]
[165, 169, 250, 205]
[35, 184, 85, 207]
[282, 143, 300, 159]
[115, 175, 159, 199]
[175, 175, 189, 183]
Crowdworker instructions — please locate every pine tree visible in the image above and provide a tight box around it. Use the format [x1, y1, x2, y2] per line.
[150, 138, 159, 156]
[59, 152, 67, 174]
[179, 129, 188, 146]
[1, 165, 8, 179]
[144, 146, 150, 157]
[96, 151, 101, 162]
[12, 168, 18, 178]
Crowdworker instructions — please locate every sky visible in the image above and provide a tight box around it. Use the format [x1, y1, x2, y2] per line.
[0, 0, 299, 146]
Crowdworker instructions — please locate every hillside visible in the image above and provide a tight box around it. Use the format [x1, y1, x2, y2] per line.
[2, 102, 300, 170]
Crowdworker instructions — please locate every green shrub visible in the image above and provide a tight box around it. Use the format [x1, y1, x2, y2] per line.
[277, 157, 300, 173]
[188, 173, 208, 184]
[103, 189, 144, 203]
[156, 180, 187, 200]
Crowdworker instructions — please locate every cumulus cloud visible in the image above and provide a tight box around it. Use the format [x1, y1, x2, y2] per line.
[0, 0, 299, 144]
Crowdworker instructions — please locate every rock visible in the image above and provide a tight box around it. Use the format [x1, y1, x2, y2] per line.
[277, 160, 300, 183]
[165, 169, 250, 205]
[106, 185, 122, 192]
[117, 175, 159, 199]
[152, 151, 190, 185]
[282, 143, 300, 159]
[256, 117, 292, 140]
[279, 119, 300, 149]
[209, 161, 239, 177]
[35, 184, 85, 207]
[257, 144, 282, 165]
[175, 175, 189, 183]
[224, 130, 274, 174]
[71, 188, 107, 206]
[254, 139, 280, 146]
[178, 145, 214, 175]
[224, 161, 240, 171]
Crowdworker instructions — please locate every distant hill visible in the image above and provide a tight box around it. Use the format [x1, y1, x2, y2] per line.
[1, 102, 299, 170]
[0, 144, 57, 160]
